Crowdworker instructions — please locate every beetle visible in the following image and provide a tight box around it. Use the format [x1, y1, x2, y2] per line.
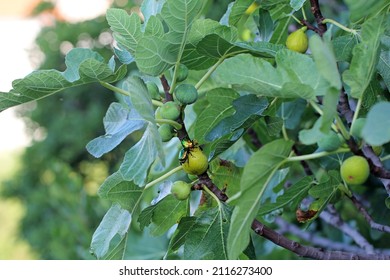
[178, 138, 199, 164]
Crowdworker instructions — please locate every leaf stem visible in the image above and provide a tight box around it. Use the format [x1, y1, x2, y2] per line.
[350, 97, 363, 132]
[195, 56, 225, 90]
[100, 81, 163, 107]
[287, 148, 350, 162]
[322, 18, 358, 35]
[203, 185, 222, 208]
[291, 14, 302, 25]
[145, 165, 183, 190]
[301, 6, 307, 20]
[155, 118, 183, 130]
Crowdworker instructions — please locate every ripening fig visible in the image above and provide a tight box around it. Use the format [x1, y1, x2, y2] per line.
[171, 181, 192, 200]
[181, 147, 208, 175]
[340, 156, 370, 185]
[286, 27, 308, 53]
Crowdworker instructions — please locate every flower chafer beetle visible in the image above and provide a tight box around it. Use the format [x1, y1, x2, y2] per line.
[178, 138, 199, 164]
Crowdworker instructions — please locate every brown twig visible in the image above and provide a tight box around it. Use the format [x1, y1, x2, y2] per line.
[309, 0, 327, 35]
[275, 217, 390, 255]
[160, 75, 173, 102]
[320, 206, 375, 254]
[349, 195, 390, 233]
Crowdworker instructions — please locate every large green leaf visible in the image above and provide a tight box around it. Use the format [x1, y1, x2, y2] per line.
[206, 94, 268, 141]
[86, 102, 146, 158]
[135, 36, 177, 75]
[345, 0, 389, 23]
[169, 204, 233, 260]
[184, 205, 232, 260]
[258, 176, 314, 215]
[120, 76, 155, 123]
[138, 194, 188, 236]
[342, 14, 387, 99]
[0, 48, 127, 112]
[227, 139, 293, 259]
[98, 172, 143, 211]
[378, 35, 390, 91]
[140, 0, 166, 24]
[289, 0, 306, 11]
[210, 160, 242, 198]
[228, 0, 253, 26]
[194, 88, 240, 144]
[106, 9, 142, 55]
[361, 102, 390, 145]
[215, 50, 327, 99]
[119, 125, 163, 186]
[332, 35, 358, 62]
[90, 203, 131, 259]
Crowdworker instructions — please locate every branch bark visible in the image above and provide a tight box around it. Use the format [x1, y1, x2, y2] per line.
[349, 195, 390, 233]
[309, 0, 327, 35]
[320, 206, 375, 254]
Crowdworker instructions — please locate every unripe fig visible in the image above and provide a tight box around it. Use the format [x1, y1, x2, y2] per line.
[340, 156, 370, 185]
[158, 124, 174, 142]
[181, 147, 208, 175]
[174, 84, 198, 105]
[171, 181, 191, 200]
[145, 81, 161, 100]
[176, 64, 188, 82]
[286, 28, 308, 53]
[160, 101, 181, 120]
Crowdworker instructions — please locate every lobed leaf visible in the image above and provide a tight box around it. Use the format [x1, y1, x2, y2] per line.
[227, 139, 293, 259]
[106, 9, 142, 55]
[342, 14, 387, 99]
[206, 94, 268, 142]
[98, 172, 143, 211]
[90, 203, 131, 259]
[194, 88, 240, 144]
[169, 204, 233, 260]
[119, 125, 164, 186]
[0, 48, 127, 112]
[138, 194, 188, 236]
[258, 176, 314, 215]
[215, 50, 327, 99]
[86, 102, 146, 158]
[361, 102, 390, 146]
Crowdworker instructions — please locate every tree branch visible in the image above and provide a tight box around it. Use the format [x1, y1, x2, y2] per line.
[349, 195, 390, 234]
[160, 75, 173, 102]
[275, 217, 390, 255]
[319, 206, 375, 254]
[309, 0, 327, 35]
